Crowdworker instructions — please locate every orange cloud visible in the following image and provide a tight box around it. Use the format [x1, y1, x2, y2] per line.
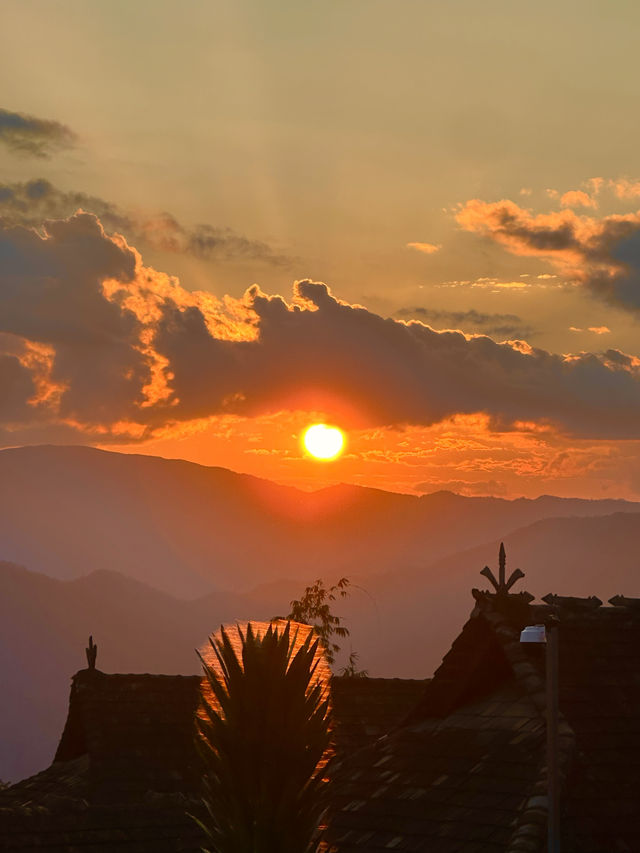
[588, 177, 604, 196]
[406, 241, 441, 254]
[559, 190, 597, 209]
[570, 325, 610, 334]
[456, 197, 640, 311]
[609, 178, 640, 199]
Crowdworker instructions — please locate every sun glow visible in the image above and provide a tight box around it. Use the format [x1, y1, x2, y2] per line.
[302, 423, 345, 461]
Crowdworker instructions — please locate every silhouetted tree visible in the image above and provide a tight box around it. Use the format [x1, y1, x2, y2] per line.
[286, 578, 350, 666]
[195, 621, 332, 853]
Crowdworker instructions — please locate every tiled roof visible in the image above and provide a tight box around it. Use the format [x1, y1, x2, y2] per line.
[0, 758, 201, 852]
[331, 678, 428, 753]
[546, 598, 640, 852]
[327, 679, 545, 852]
[325, 586, 640, 853]
[0, 667, 426, 851]
[55, 671, 204, 797]
[1, 671, 205, 852]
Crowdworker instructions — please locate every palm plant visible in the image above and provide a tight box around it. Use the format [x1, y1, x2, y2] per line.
[195, 621, 332, 853]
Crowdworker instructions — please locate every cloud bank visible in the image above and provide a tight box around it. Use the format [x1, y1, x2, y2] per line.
[0, 108, 76, 158]
[394, 307, 532, 339]
[0, 179, 291, 266]
[456, 198, 640, 312]
[1, 213, 640, 445]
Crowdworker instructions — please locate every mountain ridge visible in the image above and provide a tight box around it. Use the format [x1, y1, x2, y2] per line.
[2, 444, 637, 598]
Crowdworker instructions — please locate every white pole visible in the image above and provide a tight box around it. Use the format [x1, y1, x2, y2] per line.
[546, 618, 560, 853]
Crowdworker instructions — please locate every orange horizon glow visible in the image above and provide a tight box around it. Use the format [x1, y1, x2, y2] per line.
[101, 408, 640, 503]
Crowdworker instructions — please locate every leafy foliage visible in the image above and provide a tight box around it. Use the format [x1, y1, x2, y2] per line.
[338, 650, 369, 678]
[286, 578, 350, 666]
[195, 621, 332, 853]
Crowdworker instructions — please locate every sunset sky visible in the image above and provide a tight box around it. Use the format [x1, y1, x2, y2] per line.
[2, 0, 640, 499]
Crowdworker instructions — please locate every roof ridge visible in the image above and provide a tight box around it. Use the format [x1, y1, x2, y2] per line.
[609, 594, 640, 610]
[542, 593, 602, 611]
[72, 669, 202, 680]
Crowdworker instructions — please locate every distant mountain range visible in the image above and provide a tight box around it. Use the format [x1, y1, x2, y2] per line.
[2, 444, 640, 783]
[1, 444, 636, 596]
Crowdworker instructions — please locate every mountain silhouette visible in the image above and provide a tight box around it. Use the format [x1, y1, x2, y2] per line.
[1, 444, 636, 597]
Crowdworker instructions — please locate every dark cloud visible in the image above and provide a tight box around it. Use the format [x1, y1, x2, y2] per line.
[0, 178, 120, 225]
[151, 280, 640, 438]
[185, 224, 291, 264]
[0, 108, 76, 158]
[0, 179, 292, 267]
[1, 214, 640, 444]
[0, 351, 37, 422]
[394, 307, 533, 339]
[0, 214, 150, 430]
[456, 198, 640, 313]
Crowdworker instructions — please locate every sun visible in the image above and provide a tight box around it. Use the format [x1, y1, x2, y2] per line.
[302, 423, 345, 461]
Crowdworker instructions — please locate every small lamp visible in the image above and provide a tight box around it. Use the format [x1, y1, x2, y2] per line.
[520, 624, 546, 643]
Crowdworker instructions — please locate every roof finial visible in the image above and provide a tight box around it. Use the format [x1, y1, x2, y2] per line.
[86, 635, 97, 670]
[480, 543, 525, 596]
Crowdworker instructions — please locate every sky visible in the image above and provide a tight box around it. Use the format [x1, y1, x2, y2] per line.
[2, 0, 640, 499]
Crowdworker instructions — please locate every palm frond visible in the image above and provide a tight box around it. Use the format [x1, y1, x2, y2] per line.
[195, 620, 333, 853]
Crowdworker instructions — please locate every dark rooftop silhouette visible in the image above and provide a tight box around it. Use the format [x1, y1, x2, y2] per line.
[0, 663, 425, 850]
[325, 551, 640, 852]
[3, 547, 640, 851]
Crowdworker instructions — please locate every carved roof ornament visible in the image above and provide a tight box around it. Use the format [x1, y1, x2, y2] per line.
[609, 595, 640, 610]
[480, 543, 525, 596]
[543, 593, 602, 611]
[86, 635, 97, 670]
